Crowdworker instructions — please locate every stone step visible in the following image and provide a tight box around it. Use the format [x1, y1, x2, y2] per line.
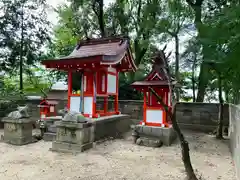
[48, 125, 57, 133]
[43, 132, 56, 141]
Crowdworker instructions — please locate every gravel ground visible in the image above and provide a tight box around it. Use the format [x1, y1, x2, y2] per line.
[0, 130, 236, 180]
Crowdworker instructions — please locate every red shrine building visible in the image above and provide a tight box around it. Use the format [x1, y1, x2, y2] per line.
[42, 36, 137, 118]
[131, 52, 177, 127]
[38, 99, 58, 118]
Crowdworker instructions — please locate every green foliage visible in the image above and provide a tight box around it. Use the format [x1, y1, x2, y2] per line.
[0, 66, 54, 99]
[202, 3, 240, 103]
[157, 0, 193, 36]
[0, 0, 50, 71]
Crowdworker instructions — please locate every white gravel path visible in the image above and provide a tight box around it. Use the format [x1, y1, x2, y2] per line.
[0, 130, 236, 180]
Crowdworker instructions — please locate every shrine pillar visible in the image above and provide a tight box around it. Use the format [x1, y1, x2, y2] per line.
[67, 71, 72, 109]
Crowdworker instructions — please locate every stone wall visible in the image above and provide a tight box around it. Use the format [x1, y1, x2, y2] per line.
[93, 115, 132, 141]
[175, 102, 229, 132]
[229, 104, 240, 180]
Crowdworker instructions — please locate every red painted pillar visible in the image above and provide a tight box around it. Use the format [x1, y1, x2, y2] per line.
[115, 71, 119, 114]
[143, 91, 147, 125]
[67, 71, 72, 110]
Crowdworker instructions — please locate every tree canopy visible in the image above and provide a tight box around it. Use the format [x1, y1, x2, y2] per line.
[1, 0, 240, 102]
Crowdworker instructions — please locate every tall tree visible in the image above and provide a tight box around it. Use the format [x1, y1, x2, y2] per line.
[0, 0, 50, 91]
[181, 37, 201, 102]
[203, 2, 240, 104]
[149, 48, 198, 180]
[185, 0, 208, 102]
[157, 0, 193, 101]
[70, 0, 105, 37]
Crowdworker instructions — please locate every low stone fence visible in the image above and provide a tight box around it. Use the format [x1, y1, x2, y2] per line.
[0, 100, 230, 133]
[229, 104, 240, 179]
[93, 115, 132, 141]
[175, 102, 229, 132]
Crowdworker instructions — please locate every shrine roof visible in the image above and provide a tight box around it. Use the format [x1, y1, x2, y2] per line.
[39, 100, 58, 105]
[131, 80, 177, 86]
[60, 37, 128, 60]
[131, 48, 180, 88]
[42, 36, 137, 72]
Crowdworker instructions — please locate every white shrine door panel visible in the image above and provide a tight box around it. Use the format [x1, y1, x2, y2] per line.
[84, 97, 93, 115]
[146, 109, 163, 124]
[107, 74, 116, 93]
[70, 96, 81, 113]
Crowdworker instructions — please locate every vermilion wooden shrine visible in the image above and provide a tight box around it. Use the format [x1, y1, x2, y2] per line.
[131, 51, 176, 127]
[38, 99, 58, 118]
[42, 36, 137, 118]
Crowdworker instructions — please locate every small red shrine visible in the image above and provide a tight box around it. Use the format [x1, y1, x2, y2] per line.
[131, 50, 177, 127]
[42, 36, 137, 118]
[38, 99, 58, 119]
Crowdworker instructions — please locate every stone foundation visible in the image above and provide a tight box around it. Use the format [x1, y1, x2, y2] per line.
[132, 125, 177, 146]
[1, 118, 35, 145]
[44, 116, 62, 127]
[50, 121, 94, 153]
[41, 116, 62, 141]
[93, 114, 131, 141]
[44, 114, 131, 142]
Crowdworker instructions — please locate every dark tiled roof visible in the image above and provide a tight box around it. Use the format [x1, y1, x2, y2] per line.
[58, 36, 129, 61]
[42, 36, 137, 72]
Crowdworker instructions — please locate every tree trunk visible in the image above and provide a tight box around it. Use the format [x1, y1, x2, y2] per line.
[98, 0, 105, 37]
[225, 89, 229, 103]
[216, 73, 224, 139]
[149, 88, 198, 180]
[191, 54, 196, 102]
[19, 2, 24, 92]
[196, 63, 209, 102]
[174, 35, 180, 102]
[149, 47, 198, 179]
[172, 105, 198, 180]
[92, 0, 105, 37]
[187, 0, 210, 102]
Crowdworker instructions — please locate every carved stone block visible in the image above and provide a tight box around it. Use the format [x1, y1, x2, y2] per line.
[1, 118, 34, 145]
[50, 121, 94, 153]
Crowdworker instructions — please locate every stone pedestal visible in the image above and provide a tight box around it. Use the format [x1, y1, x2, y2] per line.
[132, 125, 177, 146]
[1, 118, 35, 145]
[50, 121, 94, 153]
[42, 116, 62, 141]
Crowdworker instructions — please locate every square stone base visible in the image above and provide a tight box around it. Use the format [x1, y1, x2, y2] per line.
[1, 135, 36, 145]
[132, 125, 177, 146]
[50, 121, 94, 153]
[2, 118, 35, 145]
[50, 141, 93, 153]
[43, 132, 56, 141]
